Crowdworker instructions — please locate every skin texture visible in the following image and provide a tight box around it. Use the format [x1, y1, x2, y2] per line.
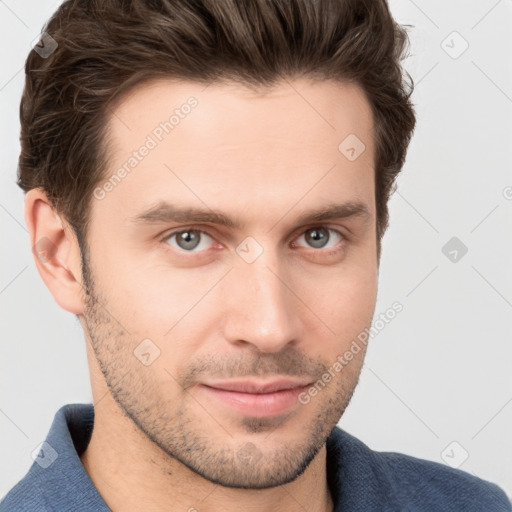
[26, 77, 378, 512]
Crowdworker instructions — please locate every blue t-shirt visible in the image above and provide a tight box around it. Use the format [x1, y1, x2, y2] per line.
[1, 403, 510, 511]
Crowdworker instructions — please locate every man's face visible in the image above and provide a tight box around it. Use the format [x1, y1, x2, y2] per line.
[80, 78, 378, 488]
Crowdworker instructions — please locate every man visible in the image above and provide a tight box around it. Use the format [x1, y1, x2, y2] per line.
[1, 0, 510, 510]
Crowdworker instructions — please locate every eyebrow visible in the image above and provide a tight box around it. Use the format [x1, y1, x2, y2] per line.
[128, 201, 371, 230]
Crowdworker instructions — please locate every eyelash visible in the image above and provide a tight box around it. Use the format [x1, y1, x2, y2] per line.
[160, 225, 346, 258]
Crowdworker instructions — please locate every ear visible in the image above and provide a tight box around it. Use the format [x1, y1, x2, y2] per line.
[25, 188, 85, 315]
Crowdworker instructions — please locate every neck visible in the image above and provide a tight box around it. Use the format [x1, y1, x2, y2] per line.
[80, 396, 334, 512]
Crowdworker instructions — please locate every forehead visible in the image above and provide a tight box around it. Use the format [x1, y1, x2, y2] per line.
[94, 77, 375, 226]
[108, 77, 374, 152]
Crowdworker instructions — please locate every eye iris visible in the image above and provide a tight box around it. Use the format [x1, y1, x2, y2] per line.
[176, 230, 201, 250]
[305, 228, 329, 248]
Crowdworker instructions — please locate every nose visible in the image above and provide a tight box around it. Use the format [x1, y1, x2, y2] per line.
[220, 247, 304, 354]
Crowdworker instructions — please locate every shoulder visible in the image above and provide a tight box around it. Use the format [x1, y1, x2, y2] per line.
[0, 476, 51, 512]
[327, 427, 511, 511]
[380, 449, 510, 510]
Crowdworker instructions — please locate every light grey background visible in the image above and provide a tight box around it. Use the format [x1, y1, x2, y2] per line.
[1, 0, 511, 500]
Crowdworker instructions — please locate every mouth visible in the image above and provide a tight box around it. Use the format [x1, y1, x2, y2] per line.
[198, 378, 312, 417]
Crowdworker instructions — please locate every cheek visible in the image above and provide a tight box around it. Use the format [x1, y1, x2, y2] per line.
[302, 262, 377, 317]
[94, 256, 228, 340]
[295, 264, 377, 357]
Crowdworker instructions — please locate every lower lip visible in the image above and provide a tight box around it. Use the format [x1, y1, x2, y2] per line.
[199, 384, 310, 417]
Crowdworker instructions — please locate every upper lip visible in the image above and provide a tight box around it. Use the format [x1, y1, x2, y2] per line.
[201, 378, 312, 394]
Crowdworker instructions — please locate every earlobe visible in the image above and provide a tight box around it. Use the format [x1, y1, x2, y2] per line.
[25, 188, 85, 315]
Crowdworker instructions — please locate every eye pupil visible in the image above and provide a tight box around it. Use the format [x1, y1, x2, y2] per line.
[305, 228, 329, 248]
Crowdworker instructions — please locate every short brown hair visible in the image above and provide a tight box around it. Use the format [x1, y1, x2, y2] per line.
[18, 0, 415, 259]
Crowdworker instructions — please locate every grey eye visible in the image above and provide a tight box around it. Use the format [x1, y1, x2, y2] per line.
[166, 229, 213, 252]
[305, 228, 330, 248]
[296, 227, 342, 250]
[176, 230, 201, 250]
